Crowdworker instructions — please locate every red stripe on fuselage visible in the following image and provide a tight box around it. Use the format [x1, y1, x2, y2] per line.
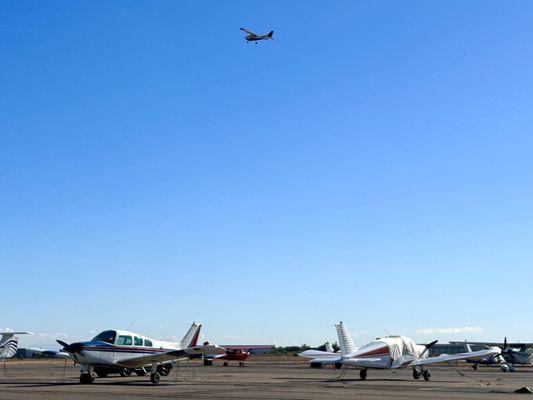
[355, 346, 390, 358]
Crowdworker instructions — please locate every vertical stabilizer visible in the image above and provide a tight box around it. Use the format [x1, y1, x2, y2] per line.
[325, 342, 334, 353]
[335, 322, 357, 355]
[0, 332, 30, 359]
[180, 323, 202, 349]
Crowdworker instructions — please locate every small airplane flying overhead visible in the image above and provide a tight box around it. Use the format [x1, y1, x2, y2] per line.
[0, 331, 32, 360]
[240, 28, 274, 43]
[299, 322, 500, 381]
[451, 338, 533, 372]
[56, 322, 225, 384]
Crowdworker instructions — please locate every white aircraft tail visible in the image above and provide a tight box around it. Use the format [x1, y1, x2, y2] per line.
[0, 331, 31, 359]
[180, 322, 202, 349]
[325, 342, 334, 353]
[335, 322, 357, 355]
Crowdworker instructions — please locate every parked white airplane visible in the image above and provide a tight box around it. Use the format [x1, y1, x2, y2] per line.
[299, 322, 500, 381]
[0, 331, 32, 360]
[56, 322, 225, 384]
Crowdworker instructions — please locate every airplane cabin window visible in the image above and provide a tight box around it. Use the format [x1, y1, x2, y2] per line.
[134, 336, 143, 346]
[117, 335, 133, 346]
[92, 330, 116, 344]
[144, 339, 153, 347]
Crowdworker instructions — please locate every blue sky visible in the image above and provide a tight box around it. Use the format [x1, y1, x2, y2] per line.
[1, 0, 533, 348]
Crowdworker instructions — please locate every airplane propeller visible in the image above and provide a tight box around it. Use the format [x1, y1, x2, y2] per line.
[419, 340, 438, 358]
[56, 340, 84, 354]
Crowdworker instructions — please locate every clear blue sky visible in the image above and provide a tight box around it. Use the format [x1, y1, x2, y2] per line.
[1, 0, 533, 348]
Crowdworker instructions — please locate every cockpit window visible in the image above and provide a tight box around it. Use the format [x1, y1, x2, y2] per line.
[116, 335, 133, 346]
[92, 330, 116, 344]
[144, 339, 153, 347]
[134, 336, 143, 346]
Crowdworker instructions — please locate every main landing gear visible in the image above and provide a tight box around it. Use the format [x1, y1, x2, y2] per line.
[79, 366, 95, 384]
[412, 368, 431, 381]
[80, 372, 94, 384]
[359, 369, 368, 380]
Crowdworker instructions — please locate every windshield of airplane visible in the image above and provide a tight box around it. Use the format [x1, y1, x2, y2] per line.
[92, 330, 116, 344]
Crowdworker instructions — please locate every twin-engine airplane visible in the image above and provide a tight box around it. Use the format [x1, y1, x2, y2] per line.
[240, 28, 274, 43]
[56, 322, 225, 384]
[0, 331, 32, 360]
[299, 322, 500, 381]
[451, 338, 533, 371]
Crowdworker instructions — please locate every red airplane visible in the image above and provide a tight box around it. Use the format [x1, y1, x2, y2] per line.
[202, 344, 274, 366]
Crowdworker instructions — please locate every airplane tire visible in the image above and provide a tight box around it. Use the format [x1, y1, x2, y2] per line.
[412, 370, 421, 380]
[150, 373, 160, 384]
[95, 370, 108, 378]
[359, 369, 367, 380]
[472, 364, 478, 370]
[160, 367, 169, 376]
[239, 361, 244, 367]
[223, 362, 228, 367]
[423, 370, 431, 381]
[80, 373, 94, 384]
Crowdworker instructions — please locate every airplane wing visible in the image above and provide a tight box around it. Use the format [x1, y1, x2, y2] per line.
[451, 341, 533, 349]
[298, 349, 338, 359]
[342, 358, 384, 366]
[410, 348, 501, 367]
[118, 344, 226, 368]
[240, 27, 257, 36]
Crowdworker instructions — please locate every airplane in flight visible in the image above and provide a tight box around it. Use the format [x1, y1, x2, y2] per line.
[56, 322, 225, 384]
[299, 322, 500, 381]
[202, 344, 275, 367]
[451, 338, 533, 372]
[240, 28, 274, 43]
[0, 331, 32, 360]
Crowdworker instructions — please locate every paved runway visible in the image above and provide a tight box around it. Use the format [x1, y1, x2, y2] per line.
[1, 359, 532, 399]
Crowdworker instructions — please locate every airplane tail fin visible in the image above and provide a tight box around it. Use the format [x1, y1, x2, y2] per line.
[0, 333, 19, 359]
[325, 342, 334, 353]
[335, 322, 357, 355]
[268, 31, 274, 38]
[180, 322, 202, 349]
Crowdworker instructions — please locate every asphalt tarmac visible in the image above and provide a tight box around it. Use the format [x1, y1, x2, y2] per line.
[1, 359, 532, 399]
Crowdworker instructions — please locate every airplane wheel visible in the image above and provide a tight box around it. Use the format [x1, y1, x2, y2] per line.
[239, 361, 244, 367]
[160, 367, 169, 376]
[150, 373, 160, 384]
[120, 369, 132, 377]
[223, 361, 228, 367]
[423, 370, 431, 381]
[359, 369, 367, 380]
[412, 369, 421, 380]
[80, 373, 94, 384]
[472, 364, 478, 370]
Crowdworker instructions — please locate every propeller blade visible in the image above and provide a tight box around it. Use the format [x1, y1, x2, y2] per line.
[419, 340, 439, 358]
[56, 340, 69, 349]
[56, 340, 83, 354]
[426, 340, 439, 349]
